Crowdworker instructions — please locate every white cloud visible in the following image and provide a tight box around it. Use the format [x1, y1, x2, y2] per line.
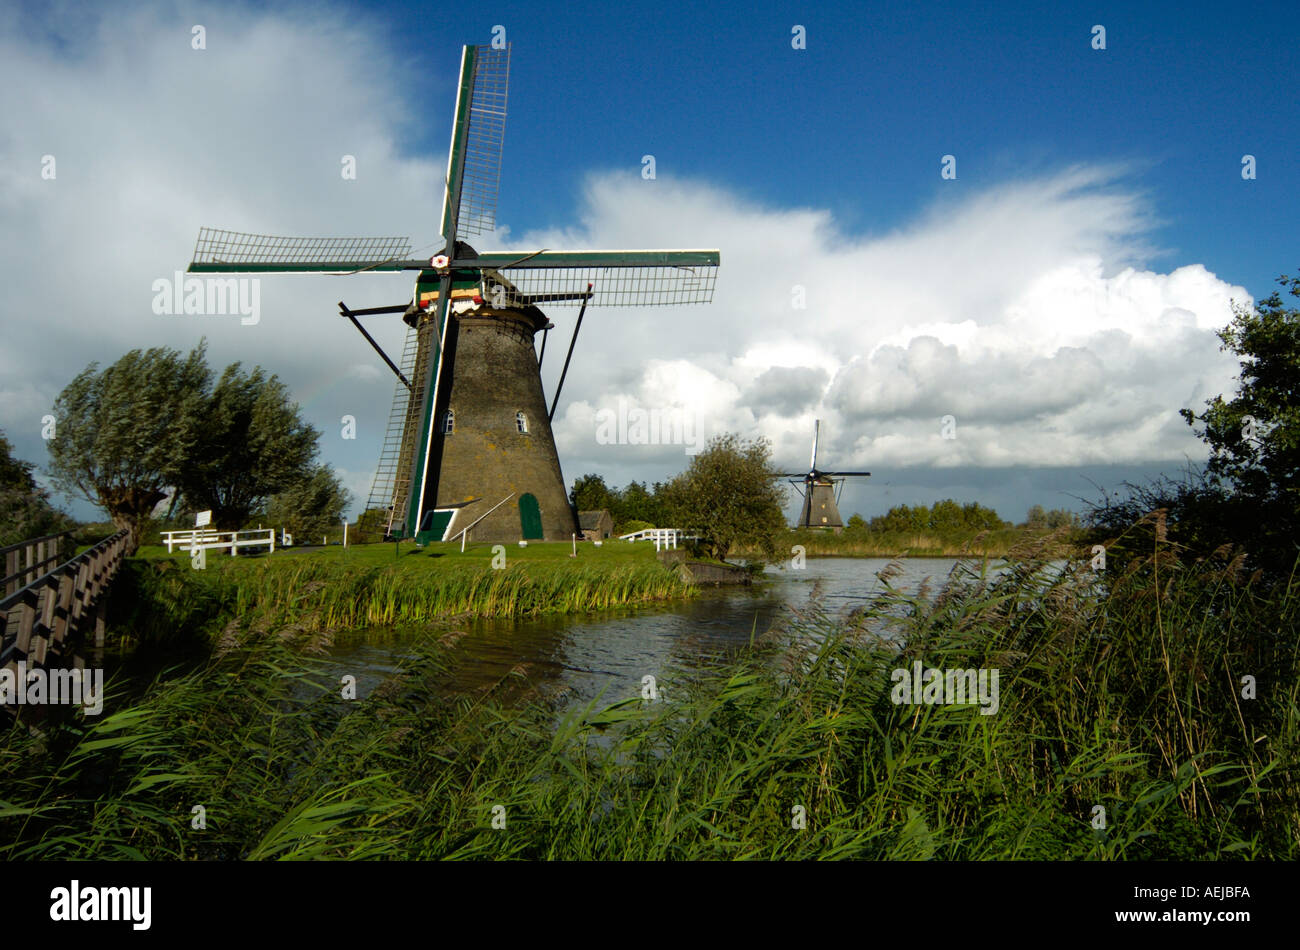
[522, 171, 1248, 475]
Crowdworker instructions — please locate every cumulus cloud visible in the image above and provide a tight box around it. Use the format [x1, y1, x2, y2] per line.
[519, 171, 1248, 478]
[742, 366, 830, 418]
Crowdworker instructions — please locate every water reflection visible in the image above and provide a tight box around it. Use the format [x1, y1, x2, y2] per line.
[326, 557, 1016, 710]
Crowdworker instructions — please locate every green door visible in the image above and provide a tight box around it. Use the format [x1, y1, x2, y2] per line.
[519, 493, 544, 540]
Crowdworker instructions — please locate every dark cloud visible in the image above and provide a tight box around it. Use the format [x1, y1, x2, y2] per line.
[741, 365, 829, 417]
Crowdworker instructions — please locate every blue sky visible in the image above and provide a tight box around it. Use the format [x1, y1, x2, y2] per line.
[2, 0, 1296, 525]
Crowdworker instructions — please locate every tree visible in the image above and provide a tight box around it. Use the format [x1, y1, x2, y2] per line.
[929, 499, 965, 531]
[961, 501, 1006, 530]
[870, 505, 917, 533]
[0, 429, 72, 547]
[264, 465, 351, 541]
[659, 433, 786, 561]
[46, 343, 210, 554]
[845, 513, 868, 534]
[174, 363, 320, 527]
[570, 474, 615, 513]
[1024, 504, 1048, 530]
[615, 480, 661, 527]
[1044, 508, 1079, 530]
[1178, 271, 1300, 571]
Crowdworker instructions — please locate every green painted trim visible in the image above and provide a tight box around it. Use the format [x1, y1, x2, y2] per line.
[405, 280, 451, 537]
[414, 509, 455, 545]
[471, 250, 720, 268]
[415, 270, 482, 294]
[187, 262, 411, 274]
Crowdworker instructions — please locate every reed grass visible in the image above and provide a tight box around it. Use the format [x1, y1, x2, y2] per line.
[107, 552, 695, 652]
[735, 527, 1082, 559]
[2, 529, 1294, 859]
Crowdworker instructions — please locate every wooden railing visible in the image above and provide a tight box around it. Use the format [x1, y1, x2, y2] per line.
[2, 531, 73, 598]
[161, 528, 277, 555]
[619, 527, 682, 551]
[0, 530, 129, 674]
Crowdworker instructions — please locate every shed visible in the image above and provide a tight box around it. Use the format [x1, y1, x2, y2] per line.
[578, 509, 614, 541]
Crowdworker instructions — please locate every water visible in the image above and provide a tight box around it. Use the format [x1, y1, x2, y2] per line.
[325, 556, 1014, 710]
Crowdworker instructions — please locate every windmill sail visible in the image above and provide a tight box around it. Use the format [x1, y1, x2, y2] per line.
[189, 228, 414, 273]
[456, 43, 509, 237]
[364, 325, 422, 536]
[472, 250, 719, 307]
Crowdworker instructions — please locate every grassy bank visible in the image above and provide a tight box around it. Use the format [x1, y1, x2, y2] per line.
[733, 527, 1084, 559]
[112, 540, 695, 650]
[3, 532, 1295, 859]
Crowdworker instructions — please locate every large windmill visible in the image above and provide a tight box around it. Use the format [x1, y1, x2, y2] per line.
[187, 43, 718, 544]
[779, 420, 870, 531]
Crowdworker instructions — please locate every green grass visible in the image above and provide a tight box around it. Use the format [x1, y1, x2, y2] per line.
[736, 527, 1084, 559]
[2, 528, 1295, 859]
[109, 539, 695, 651]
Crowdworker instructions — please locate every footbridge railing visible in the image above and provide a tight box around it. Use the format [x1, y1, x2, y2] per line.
[0, 530, 130, 678]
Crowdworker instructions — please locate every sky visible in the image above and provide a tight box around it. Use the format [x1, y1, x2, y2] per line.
[2, 0, 1296, 525]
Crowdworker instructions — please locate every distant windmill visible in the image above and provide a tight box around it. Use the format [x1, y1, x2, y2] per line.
[186, 43, 719, 544]
[778, 420, 870, 531]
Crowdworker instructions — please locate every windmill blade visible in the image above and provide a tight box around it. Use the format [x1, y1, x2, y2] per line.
[365, 323, 423, 537]
[456, 43, 509, 237]
[462, 249, 719, 307]
[810, 419, 820, 471]
[820, 471, 872, 476]
[188, 228, 415, 273]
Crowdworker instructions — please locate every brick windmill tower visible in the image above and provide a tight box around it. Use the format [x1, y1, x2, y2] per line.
[779, 420, 870, 532]
[187, 43, 719, 544]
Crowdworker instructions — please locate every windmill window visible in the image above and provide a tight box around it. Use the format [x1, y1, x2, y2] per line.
[516, 411, 528, 433]
[443, 409, 454, 434]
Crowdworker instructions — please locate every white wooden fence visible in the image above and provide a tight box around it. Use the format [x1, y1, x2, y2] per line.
[618, 528, 680, 551]
[161, 528, 277, 555]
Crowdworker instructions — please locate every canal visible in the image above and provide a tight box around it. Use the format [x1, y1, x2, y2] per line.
[325, 556, 1015, 711]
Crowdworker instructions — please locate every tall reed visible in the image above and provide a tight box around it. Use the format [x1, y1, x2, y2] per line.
[2, 531, 1293, 859]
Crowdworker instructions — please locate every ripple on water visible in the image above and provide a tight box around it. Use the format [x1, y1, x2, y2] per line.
[323, 556, 1031, 710]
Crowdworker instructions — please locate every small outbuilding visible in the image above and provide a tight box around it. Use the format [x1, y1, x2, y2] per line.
[578, 509, 614, 541]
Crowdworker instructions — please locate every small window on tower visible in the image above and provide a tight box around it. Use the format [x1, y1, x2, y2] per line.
[516, 411, 528, 433]
[443, 409, 454, 434]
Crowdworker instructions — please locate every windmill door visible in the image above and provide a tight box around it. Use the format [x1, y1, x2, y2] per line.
[519, 493, 544, 540]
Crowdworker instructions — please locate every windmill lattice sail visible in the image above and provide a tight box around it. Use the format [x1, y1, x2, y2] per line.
[456, 43, 509, 237]
[190, 228, 413, 273]
[364, 325, 423, 537]
[477, 254, 718, 308]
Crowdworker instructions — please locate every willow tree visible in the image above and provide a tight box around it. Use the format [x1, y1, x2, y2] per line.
[172, 363, 321, 528]
[264, 464, 351, 541]
[46, 343, 210, 553]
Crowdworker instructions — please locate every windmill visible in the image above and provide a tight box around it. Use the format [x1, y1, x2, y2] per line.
[186, 43, 719, 544]
[778, 420, 870, 531]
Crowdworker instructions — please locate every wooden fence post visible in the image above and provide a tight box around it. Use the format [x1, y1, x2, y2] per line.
[94, 595, 108, 649]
